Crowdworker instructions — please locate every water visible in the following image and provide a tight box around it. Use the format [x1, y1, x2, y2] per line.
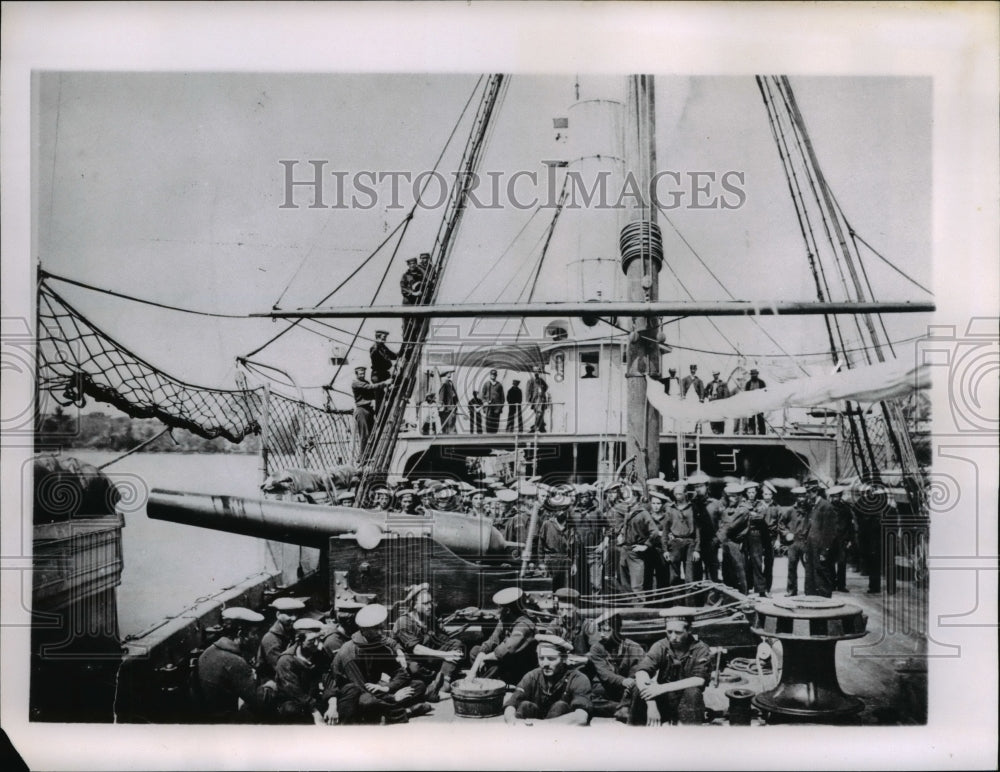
[67, 451, 270, 637]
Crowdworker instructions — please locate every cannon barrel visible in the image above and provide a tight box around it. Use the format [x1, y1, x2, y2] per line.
[146, 489, 513, 555]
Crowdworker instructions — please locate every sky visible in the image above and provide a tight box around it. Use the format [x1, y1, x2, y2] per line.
[35, 72, 932, 409]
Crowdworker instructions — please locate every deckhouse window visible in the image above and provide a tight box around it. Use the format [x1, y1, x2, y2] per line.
[581, 351, 600, 379]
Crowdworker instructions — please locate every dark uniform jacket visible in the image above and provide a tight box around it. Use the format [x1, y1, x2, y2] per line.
[588, 637, 646, 691]
[807, 497, 839, 555]
[716, 503, 750, 545]
[682, 374, 704, 400]
[779, 503, 810, 545]
[664, 502, 699, 544]
[636, 637, 712, 687]
[400, 265, 424, 302]
[274, 649, 323, 718]
[508, 666, 592, 716]
[331, 632, 412, 697]
[257, 620, 293, 680]
[369, 341, 398, 382]
[482, 379, 505, 407]
[351, 377, 380, 409]
[705, 378, 729, 401]
[391, 610, 447, 655]
[480, 613, 536, 661]
[506, 385, 522, 405]
[526, 375, 548, 405]
[196, 637, 266, 720]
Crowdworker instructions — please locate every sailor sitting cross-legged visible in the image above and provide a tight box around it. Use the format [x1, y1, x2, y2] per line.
[468, 587, 538, 687]
[628, 607, 711, 726]
[503, 635, 591, 726]
[194, 606, 271, 723]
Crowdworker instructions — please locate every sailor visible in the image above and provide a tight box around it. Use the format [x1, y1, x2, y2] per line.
[659, 367, 682, 399]
[469, 586, 538, 686]
[546, 587, 591, 655]
[319, 599, 364, 664]
[682, 364, 704, 402]
[704, 369, 729, 434]
[467, 389, 484, 434]
[759, 481, 782, 592]
[803, 478, 839, 597]
[194, 607, 270, 722]
[273, 618, 331, 724]
[391, 583, 465, 702]
[437, 371, 459, 434]
[482, 369, 505, 434]
[716, 484, 749, 595]
[395, 488, 423, 516]
[642, 483, 672, 591]
[503, 636, 591, 725]
[351, 365, 386, 455]
[399, 256, 424, 306]
[778, 486, 811, 596]
[741, 481, 772, 597]
[257, 597, 305, 682]
[369, 330, 398, 385]
[629, 607, 711, 726]
[743, 368, 767, 435]
[688, 472, 721, 582]
[526, 366, 549, 433]
[663, 482, 700, 590]
[467, 488, 489, 518]
[587, 609, 646, 721]
[505, 378, 524, 433]
[431, 483, 459, 513]
[536, 490, 574, 590]
[855, 481, 890, 594]
[419, 392, 439, 435]
[330, 603, 430, 725]
[368, 485, 391, 512]
[828, 485, 855, 593]
[616, 485, 660, 597]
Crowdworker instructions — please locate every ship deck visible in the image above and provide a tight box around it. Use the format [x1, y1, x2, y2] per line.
[404, 556, 927, 727]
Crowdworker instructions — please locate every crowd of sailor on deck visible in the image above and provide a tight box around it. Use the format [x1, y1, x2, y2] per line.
[198, 473, 891, 725]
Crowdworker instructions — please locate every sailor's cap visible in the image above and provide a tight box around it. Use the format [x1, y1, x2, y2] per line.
[544, 493, 572, 510]
[406, 256, 418, 263]
[649, 490, 671, 502]
[594, 609, 623, 628]
[672, 481, 688, 494]
[534, 634, 573, 653]
[337, 491, 356, 502]
[419, 252, 431, 259]
[293, 618, 324, 636]
[554, 587, 581, 602]
[791, 486, 807, 495]
[723, 483, 743, 495]
[750, 368, 759, 374]
[395, 488, 416, 498]
[492, 586, 524, 606]
[804, 477, 825, 489]
[334, 598, 366, 613]
[404, 582, 430, 605]
[496, 488, 518, 503]
[762, 481, 777, 493]
[646, 477, 670, 489]
[222, 607, 265, 624]
[434, 487, 456, 500]
[742, 481, 760, 490]
[375, 329, 389, 337]
[659, 606, 698, 620]
[372, 485, 390, 495]
[827, 485, 846, 496]
[271, 597, 306, 612]
[355, 603, 389, 628]
[687, 471, 711, 484]
[517, 483, 538, 497]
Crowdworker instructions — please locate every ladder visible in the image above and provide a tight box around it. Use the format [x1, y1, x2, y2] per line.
[356, 74, 507, 499]
[677, 433, 702, 480]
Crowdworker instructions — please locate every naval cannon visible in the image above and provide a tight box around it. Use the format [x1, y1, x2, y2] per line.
[147, 489, 543, 613]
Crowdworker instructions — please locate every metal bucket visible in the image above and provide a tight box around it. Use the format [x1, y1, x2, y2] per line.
[450, 677, 507, 719]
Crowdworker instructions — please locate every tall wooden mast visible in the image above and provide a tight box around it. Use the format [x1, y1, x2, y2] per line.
[622, 74, 662, 481]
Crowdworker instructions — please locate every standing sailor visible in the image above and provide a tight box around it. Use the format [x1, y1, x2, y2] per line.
[527, 366, 549, 433]
[659, 367, 682, 399]
[743, 368, 767, 435]
[505, 378, 524, 433]
[351, 365, 385, 455]
[704, 370, 729, 434]
[716, 484, 749, 595]
[803, 479, 839, 597]
[468, 389, 484, 434]
[682, 364, 704, 402]
[437, 371, 459, 434]
[482, 369, 505, 434]
[778, 486, 811, 596]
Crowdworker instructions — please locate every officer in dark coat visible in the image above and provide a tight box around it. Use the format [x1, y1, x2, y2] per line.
[803, 479, 839, 597]
[437, 371, 459, 434]
[195, 607, 270, 722]
[468, 390, 484, 433]
[481, 369, 505, 434]
[704, 370, 729, 434]
[350, 366, 385, 455]
[681, 364, 704, 401]
[526, 367, 549, 432]
[744, 368, 767, 434]
[368, 329, 397, 415]
[505, 379, 523, 433]
[778, 486, 811, 596]
[399, 256, 424, 305]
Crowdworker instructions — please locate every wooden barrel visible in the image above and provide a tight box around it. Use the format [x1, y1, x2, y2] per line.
[450, 678, 507, 718]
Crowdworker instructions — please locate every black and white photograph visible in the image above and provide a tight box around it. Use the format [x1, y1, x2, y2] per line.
[1, 3, 997, 770]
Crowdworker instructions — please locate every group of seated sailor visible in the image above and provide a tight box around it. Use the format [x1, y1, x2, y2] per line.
[194, 584, 712, 727]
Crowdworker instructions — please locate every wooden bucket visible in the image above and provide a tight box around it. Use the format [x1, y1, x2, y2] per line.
[450, 677, 507, 718]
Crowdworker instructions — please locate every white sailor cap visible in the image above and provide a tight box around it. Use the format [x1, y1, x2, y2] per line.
[534, 633, 573, 653]
[517, 483, 538, 497]
[492, 586, 524, 606]
[222, 607, 265, 624]
[270, 597, 306, 612]
[649, 489, 671, 502]
[496, 488, 518, 503]
[658, 606, 698, 620]
[827, 485, 846, 496]
[762, 481, 777, 493]
[355, 603, 389, 628]
[791, 486, 807, 495]
[687, 471, 711, 485]
[554, 587, 581, 602]
[723, 483, 743, 495]
[594, 609, 623, 628]
[293, 618, 324, 637]
[646, 477, 671, 489]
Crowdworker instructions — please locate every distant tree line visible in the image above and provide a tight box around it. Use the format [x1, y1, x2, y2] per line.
[37, 408, 260, 454]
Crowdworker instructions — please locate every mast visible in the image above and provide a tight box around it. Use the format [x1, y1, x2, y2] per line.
[621, 75, 661, 481]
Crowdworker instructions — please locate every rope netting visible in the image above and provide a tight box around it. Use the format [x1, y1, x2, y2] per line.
[38, 283, 354, 473]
